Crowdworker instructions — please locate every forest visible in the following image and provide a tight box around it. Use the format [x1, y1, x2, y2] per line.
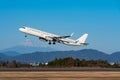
[0, 57, 120, 68]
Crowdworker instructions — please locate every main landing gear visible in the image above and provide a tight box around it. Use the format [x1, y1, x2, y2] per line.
[48, 41, 56, 45]
[53, 41, 55, 44]
[49, 41, 51, 45]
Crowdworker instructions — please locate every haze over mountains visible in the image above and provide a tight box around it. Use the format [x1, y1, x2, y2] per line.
[0, 45, 55, 54]
[0, 46, 120, 63]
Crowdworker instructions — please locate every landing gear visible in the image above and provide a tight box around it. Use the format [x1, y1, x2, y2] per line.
[25, 35, 27, 37]
[53, 41, 56, 44]
[25, 34, 27, 37]
[52, 39, 56, 45]
[48, 41, 51, 45]
[48, 41, 56, 45]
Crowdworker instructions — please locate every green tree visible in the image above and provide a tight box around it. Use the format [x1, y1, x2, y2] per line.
[2, 61, 8, 67]
[12, 60, 17, 68]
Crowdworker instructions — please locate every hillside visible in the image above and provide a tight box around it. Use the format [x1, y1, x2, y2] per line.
[108, 52, 120, 62]
[0, 53, 9, 60]
[0, 45, 55, 53]
[0, 49, 120, 63]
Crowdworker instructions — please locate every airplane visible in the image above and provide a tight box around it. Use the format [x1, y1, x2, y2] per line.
[19, 27, 88, 46]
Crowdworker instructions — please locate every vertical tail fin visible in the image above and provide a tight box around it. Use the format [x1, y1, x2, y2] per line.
[76, 33, 88, 43]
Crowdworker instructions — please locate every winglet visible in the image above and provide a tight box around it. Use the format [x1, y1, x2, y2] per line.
[70, 33, 74, 37]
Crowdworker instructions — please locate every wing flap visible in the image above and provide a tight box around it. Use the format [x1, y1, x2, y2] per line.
[49, 33, 74, 40]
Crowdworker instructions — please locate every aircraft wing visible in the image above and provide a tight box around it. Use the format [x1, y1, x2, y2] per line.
[48, 33, 74, 41]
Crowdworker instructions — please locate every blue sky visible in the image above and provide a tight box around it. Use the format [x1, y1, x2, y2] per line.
[0, 0, 120, 53]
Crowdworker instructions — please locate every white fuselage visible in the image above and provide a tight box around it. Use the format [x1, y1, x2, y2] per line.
[19, 27, 88, 46]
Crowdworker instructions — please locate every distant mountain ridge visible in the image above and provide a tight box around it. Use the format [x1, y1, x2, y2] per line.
[0, 45, 56, 53]
[108, 52, 120, 62]
[11, 49, 108, 63]
[2, 51, 20, 57]
[0, 53, 9, 60]
[0, 49, 119, 63]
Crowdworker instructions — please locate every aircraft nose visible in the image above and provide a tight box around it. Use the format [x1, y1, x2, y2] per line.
[19, 28, 24, 32]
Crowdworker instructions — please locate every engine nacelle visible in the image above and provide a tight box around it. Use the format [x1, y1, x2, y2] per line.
[39, 37, 48, 42]
[80, 43, 88, 46]
[45, 36, 53, 41]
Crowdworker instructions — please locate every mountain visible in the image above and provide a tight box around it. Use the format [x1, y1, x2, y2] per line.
[0, 45, 55, 54]
[73, 49, 109, 60]
[0, 53, 7, 58]
[0, 49, 120, 63]
[108, 52, 120, 62]
[7, 49, 111, 63]
[0, 53, 9, 60]
[2, 51, 20, 57]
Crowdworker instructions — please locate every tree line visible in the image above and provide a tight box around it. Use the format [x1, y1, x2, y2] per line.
[0, 57, 120, 68]
[47, 57, 120, 68]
